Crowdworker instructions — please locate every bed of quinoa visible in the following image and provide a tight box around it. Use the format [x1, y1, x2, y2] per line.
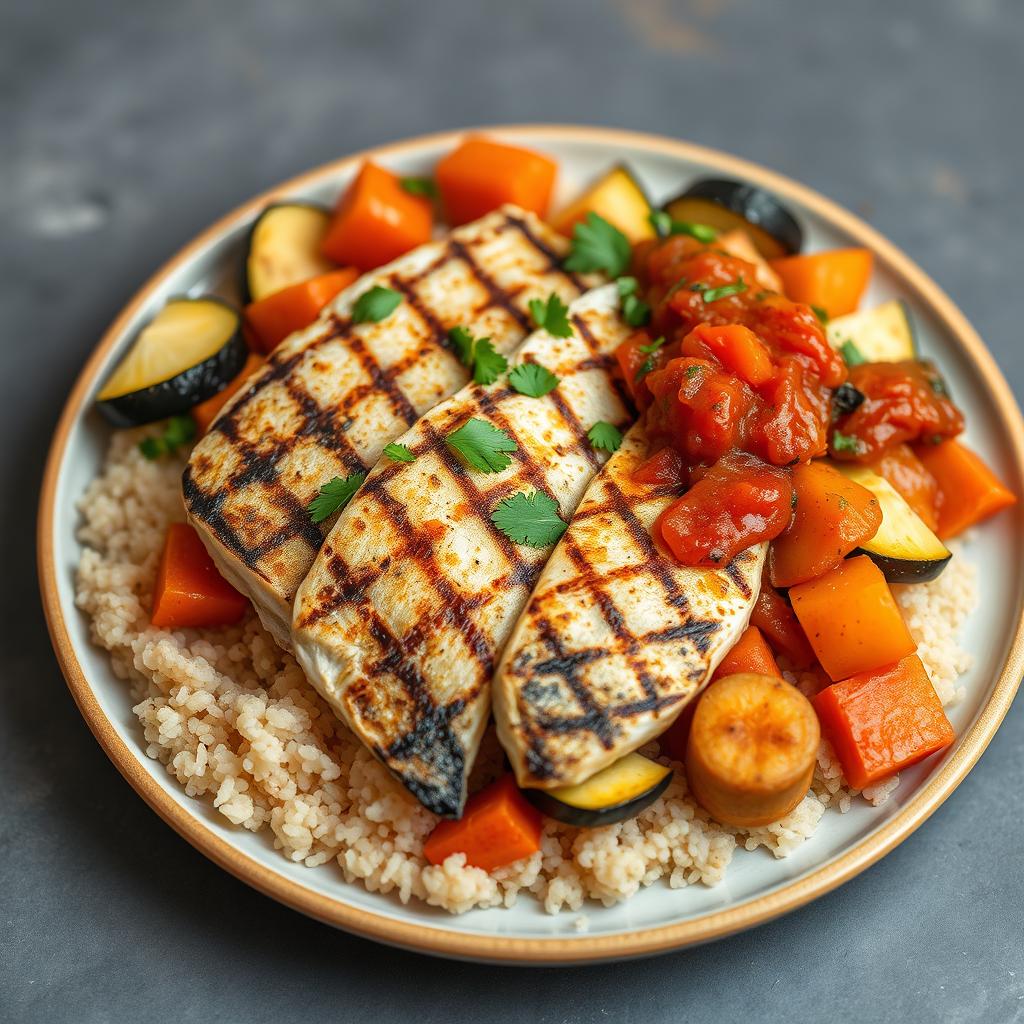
[74, 430, 979, 915]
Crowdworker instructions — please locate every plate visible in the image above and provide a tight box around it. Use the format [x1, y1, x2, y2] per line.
[37, 125, 1024, 964]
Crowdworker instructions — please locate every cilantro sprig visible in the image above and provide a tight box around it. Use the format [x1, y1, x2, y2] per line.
[399, 176, 438, 198]
[491, 491, 568, 548]
[634, 336, 666, 383]
[564, 213, 631, 278]
[382, 443, 416, 463]
[831, 431, 861, 454]
[702, 279, 747, 303]
[528, 293, 573, 338]
[587, 421, 623, 453]
[838, 339, 867, 367]
[648, 211, 717, 243]
[138, 415, 196, 460]
[445, 418, 517, 473]
[309, 472, 367, 523]
[448, 326, 509, 384]
[352, 286, 402, 324]
[508, 362, 560, 398]
[617, 276, 651, 327]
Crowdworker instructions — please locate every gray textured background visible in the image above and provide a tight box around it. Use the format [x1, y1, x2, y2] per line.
[4, 1, 1023, 1021]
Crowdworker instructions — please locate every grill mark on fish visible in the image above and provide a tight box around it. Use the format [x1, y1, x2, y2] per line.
[573, 315, 635, 413]
[344, 333, 421, 428]
[449, 239, 532, 332]
[507, 213, 589, 292]
[726, 558, 753, 600]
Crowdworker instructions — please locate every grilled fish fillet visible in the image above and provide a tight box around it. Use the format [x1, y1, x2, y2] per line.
[494, 423, 766, 790]
[292, 284, 633, 816]
[183, 206, 587, 649]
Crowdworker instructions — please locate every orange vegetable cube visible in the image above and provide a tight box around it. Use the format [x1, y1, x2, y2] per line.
[814, 654, 954, 789]
[151, 523, 249, 629]
[713, 625, 780, 681]
[320, 162, 433, 271]
[750, 573, 816, 669]
[770, 248, 873, 318]
[914, 439, 1016, 539]
[436, 137, 557, 226]
[245, 267, 358, 354]
[789, 555, 916, 681]
[423, 774, 543, 872]
[685, 323, 774, 386]
[191, 352, 264, 434]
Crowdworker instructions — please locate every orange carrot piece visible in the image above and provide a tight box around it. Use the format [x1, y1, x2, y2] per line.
[192, 352, 265, 434]
[151, 523, 248, 628]
[769, 248, 873, 318]
[244, 267, 358, 354]
[713, 625, 780, 681]
[423, 774, 543, 872]
[914, 439, 1017, 539]
[685, 323, 774, 386]
[789, 555, 916, 681]
[750, 573, 816, 669]
[769, 461, 882, 588]
[436, 137, 557, 226]
[869, 443, 940, 533]
[320, 162, 433, 271]
[813, 654, 953, 789]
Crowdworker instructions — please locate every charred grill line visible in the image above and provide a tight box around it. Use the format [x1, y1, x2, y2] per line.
[344, 332, 421, 428]
[284, 376, 367, 476]
[507, 213, 589, 292]
[572, 315, 635, 413]
[726, 559, 753, 600]
[448, 239, 533, 332]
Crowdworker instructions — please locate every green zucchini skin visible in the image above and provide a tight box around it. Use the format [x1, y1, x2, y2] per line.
[855, 548, 952, 584]
[241, 200, 332, 304]
[523, 770, 672, 828]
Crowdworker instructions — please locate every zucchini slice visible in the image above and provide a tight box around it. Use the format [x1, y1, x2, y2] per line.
[836, 464, 951, 583]
[665, 178, 803, 258]
[523, 753, 672, 827]
[97, 297, 247, 427]
[827, 299, 917, 363]
[552, 163, 655, 243]
[244, 202, 335, 302]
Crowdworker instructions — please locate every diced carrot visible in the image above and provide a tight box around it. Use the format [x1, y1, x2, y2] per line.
[320, 162, 433, 271]
[750, 573, 816, 669]
[435, 137, 557, 226]
[914, 439, 1017, 539]
[715, 228, 784, 293]
[769, 461, 882, 588]
[244, 268, 358, 354]
[684, 323, 774, 386]
[192, 352, 265, 434]
[868, 443, 939, 533]
[769, 248, 873, 318]
[631, 446, 687, 488]
[151, 523, 248, 628]
[813, 654, 953, 789]
[423, 774, 543, 872]
[713, 626, 780, 681]
[789, 555, 916, 681]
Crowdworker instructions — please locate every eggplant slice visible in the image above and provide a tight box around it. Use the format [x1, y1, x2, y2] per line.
[97, 297, 247, 427]
[244, 202, 335, 302]
[665, 178, 803, 258]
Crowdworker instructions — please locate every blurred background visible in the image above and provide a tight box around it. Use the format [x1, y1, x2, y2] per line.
[4, 1, 1022, 1022]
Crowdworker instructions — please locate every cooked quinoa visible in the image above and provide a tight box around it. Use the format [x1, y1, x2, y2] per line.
[74, 431, 979, 915]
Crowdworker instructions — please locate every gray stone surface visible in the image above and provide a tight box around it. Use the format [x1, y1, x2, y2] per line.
[3, 0, 1022, 1020]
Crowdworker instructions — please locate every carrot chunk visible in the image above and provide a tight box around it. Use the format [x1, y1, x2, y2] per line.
[423, 774, 543, 872]
[813, 654, 954, 789]
[769, 248, 873, 318]
[684, 323, 774, 387]
[769, 461, 882, 588]
[244, 268, 358, 354]
[151, 523, 248, 628]
[750, 573, 816, 669]
[789, 555, 916, 681]
[320, 162, 433, 271]
[191, 352, 265, 434]
[914, 439, 1017, 539]
[713, 625, 780, 681]
[435, 137, 557, 226]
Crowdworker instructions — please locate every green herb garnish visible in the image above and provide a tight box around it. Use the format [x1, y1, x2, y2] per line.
[831, 431, 861, 454]
[309, 472, 367, 523]
[508, 362, 560, 398]
[448, 326, 508, 384]
[587, 421, 623, 453]
[564, 213, 631, 277]
[352, 285, 402, 324]
[811, 305, 830, 325]
[445, 418, 517, 473]
[528, 293, 573, 338]
[648, 211, 717, 243]
[138, 414, 196, 461]
[617, 276, 651, 327]
[382, 443, 416, 463]
[839, 339, 867, 367]
[399, 176, 438, 198]
[639, 336, 666, 354]
[491, 491, 568, 548]
[702, 279, 747, 303]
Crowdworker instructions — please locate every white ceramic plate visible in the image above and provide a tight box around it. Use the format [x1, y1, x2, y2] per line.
[39, 126, 1024, 964]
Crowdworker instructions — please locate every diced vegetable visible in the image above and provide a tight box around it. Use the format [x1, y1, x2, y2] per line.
[244, 267, 359, 354]
[827, 299, 916, 362]
[552, 163, 655, 243]
[750, 574, 816, 668]
[685, 673, 820, 827]
[665, 178, 803, 258]
[523, 753, 672, 827]
[191, 351, 264, 434]
[423, 774, 543, 870]
[631, 446, 687, 488]
[868, 443, 939, 532]
[714, 228, 784, 293]
[97, 297, 247, 427]
[769, 248, 873, 319]
[835, 464, 951, 583]
[914, 439, 1017, 539]
[320, 162, 433, 271]
[686, 323, 773, 386]
[435, 137, 557, 226]
[151, 523, 248, 628]
[244, 203, 335, 302]
[789, 555, 916, 681]
[813, 654, 954, 789]
[769, 462, 882, 588]
[712, 625, 780, 681]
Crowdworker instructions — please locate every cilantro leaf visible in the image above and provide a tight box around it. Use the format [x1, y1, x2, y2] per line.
[564, 213, 631, 277]
[528, 293, 573, 338]
[138, 414, 196, 460]
[448, 325, 476, 366]
[702, 279, 747, 303]
[587, 421, 623, 453]
[639, 335, 666, 354]
[352, 286, 402, 324]
[309, 472, 366, 523]
[831, 431, 861, 454]
[491, 490, 568, 548]
[472, 339, 508, 385]
[382, 443, 416, 463]
[616, 276, 650, 327]
[648, 211, 717, 243]
[838, 339, 867, 367]
[399, 176, 438, 198]
[508, 362, 559, 398]
[811, 304, 830, 325]
[445, 418, 516, 473]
